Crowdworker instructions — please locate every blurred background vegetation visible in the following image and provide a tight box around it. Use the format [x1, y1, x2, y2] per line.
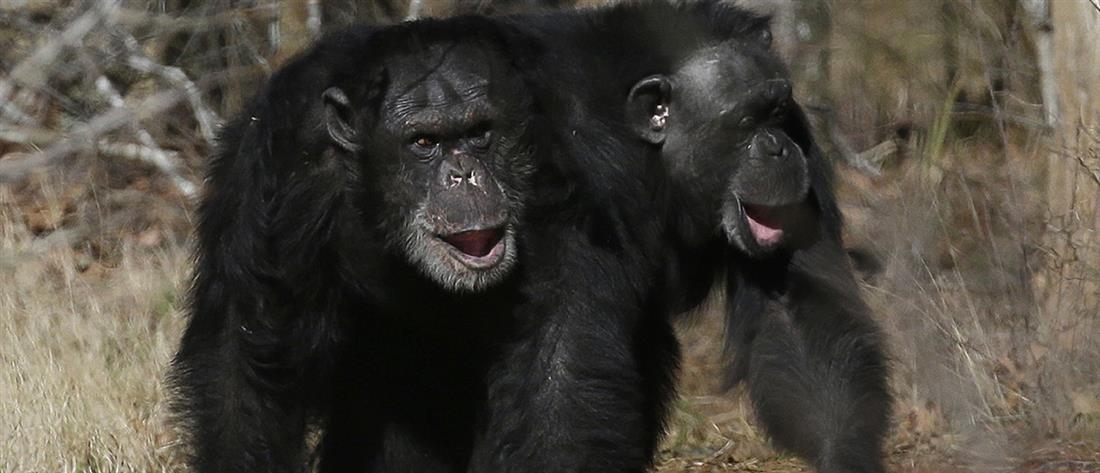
[0, 0, 1097, 471]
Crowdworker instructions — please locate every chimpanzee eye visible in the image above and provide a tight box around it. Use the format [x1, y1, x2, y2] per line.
[465, 122, 493, 149]
[408, 135, 439, 160]
[413, 135, 438, 148]
[470, 129, 493, 149]
[758, 28, 773, 48]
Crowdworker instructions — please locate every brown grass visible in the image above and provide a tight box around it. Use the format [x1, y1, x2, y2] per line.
[0, 185, 188, 472]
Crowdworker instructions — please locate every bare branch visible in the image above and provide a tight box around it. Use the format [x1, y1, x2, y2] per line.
[96, 141, 197, 196]
[7, 0, 119, 88]
[0, 79, 37, 125]
[0, 89, 185, 183]
[121, 34, 221, 144]
[92, 75, 196, 197]
[110, 5, 278, 33]
[0, 125, 57, 144]
[1, 0, 120, 126]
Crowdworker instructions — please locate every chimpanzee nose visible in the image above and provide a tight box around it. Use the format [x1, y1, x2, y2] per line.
[753, 130, 787, 158]
[438, 155, 483, 187]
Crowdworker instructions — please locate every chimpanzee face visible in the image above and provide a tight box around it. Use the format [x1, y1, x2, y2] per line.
[627, 26, 816, 256]
[325, 38, 534, 292]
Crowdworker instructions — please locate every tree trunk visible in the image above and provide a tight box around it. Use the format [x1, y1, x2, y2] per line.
[1033, 0, 1100, 427]
[1040, 1, 1100, 326]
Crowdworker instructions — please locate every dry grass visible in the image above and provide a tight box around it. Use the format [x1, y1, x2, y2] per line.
[0, 186, 188, 472]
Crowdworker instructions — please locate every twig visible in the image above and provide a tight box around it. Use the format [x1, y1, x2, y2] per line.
[111, 5, 278, 33]
[7, 0, 119, 88]
[1, 0, 120, 126]
[1071, 153, 1100, 187]
[0, 89, 185, 183]
[92, 75, 197, 197]
[828, 120, 883, 177]
[0, 125, 57, 144]
[0, 78, 37, 125]
[95, 141, 197, 196]
[801, 104, 883, 177]
[121, 34, 221, 145]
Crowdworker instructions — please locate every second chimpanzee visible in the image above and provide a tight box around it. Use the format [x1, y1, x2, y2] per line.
[501, 1, 892, 472]
[647, 17, 892, 473]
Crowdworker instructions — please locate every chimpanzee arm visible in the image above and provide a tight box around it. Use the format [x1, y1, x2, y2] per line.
[469, 238, 677, 473]
[725, 237, 891, 473]
[170, 36, 362, 470]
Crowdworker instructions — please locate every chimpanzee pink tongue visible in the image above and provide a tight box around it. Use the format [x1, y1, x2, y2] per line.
[443, 229, 503, 258]
[743, 204, 784, 246]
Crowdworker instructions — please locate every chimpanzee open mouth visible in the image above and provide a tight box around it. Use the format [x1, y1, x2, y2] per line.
[724, 194, 810, 255]
[740, 202, 791, 247]
[437, 226, 508, 269]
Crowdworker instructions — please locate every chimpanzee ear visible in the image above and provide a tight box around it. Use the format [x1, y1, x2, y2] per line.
[742, 15, 774, 49]
[626, 75, 671, 145]
[323, 87, 361, 153]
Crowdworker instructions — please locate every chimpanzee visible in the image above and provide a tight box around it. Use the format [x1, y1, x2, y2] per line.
[172, 16, 681, 473]
[171, 20, 544, 472]
[499, 1, 892, 472]
[639, 17, 893, 473]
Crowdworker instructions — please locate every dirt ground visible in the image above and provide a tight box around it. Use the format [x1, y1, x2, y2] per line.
[655, 439, 1100, 473]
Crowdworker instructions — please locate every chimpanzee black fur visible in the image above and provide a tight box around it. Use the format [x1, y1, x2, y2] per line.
[501, 2, 891, 473]
[172, 15, 680, 473]
[171, 2, 890, 473]
[171, 20, 545, 473]
[698, 40, 891, 473]
[170, 26, 375, 472]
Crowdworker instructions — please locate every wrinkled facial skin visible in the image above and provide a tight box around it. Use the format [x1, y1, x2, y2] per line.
[631, 29, 816, 257]
[325, 40, 533, 292]
[708, 75, 814, 257]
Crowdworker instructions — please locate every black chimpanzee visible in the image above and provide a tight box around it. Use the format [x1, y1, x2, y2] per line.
[500, 1, 892, 472]
[172, 16, 681, 473]
[171, 20, 544, 472]
[636, 17, 893, 473]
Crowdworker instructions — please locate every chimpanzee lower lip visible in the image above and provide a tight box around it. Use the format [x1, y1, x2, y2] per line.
[739, 202, 784, 248]
[437, 227, 508, 269]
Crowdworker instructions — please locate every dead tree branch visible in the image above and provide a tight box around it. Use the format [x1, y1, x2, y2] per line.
[6, 0, 118, 88]
[121, 34, 221, 145]
[92, 75, 197, 197]
[0, 89, 185, 183]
